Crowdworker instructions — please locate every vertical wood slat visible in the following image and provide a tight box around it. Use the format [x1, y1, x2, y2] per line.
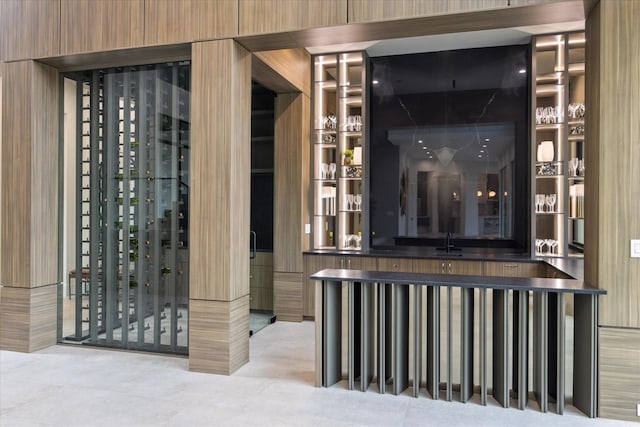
[1, 61, 59, 288]
[0, 0, 60, 62]
[60, 0, 144, 55]
[144, 0, 238, 46]
[190, 39, 251, 301]
[239, 0, 347, 35]
[585, 0, 640, 329]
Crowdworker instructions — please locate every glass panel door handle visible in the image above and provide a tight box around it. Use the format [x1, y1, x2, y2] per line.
[250, 231, 257, 259]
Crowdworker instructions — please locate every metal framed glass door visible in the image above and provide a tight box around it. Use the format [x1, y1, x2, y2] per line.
[63, 62, 190, 355]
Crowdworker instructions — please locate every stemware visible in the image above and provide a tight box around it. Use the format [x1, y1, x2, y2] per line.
[545, 195, 552, 213]
[346, 194, 355, 211]
[355, 194, 362, 211]
[549, 239, 559, 254]
[347, 115, 355, 131]
[354, 115, 362, 131]
[321, 163, 329, 180]
[329, 163, 336, 180]
[536, 194, 545, 212]
[535, 239, 545, 254]
[578, 160, 585, 176]
[571, 158, 579, 177]
[354, 233, 362, 249]
[548, 193, 557, 212]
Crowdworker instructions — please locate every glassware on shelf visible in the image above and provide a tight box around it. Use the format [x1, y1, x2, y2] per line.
[355, 194, 362, 211]
[354, 232, 362, 249]
[578, 160, 585, 176]
[570, 157, 579, 177]
[537, 140, 555, 162]
[536, 194, 545, 212]
[346, 194, 355, 211]
[321, 163, 329, 180]
[329, 163, 336, 180]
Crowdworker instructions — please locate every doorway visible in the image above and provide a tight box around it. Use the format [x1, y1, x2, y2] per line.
[250, 82, 276, 335]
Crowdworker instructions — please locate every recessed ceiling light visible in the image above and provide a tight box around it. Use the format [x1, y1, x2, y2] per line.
[422, 146, 427, 150]
[478, 155, 483, 158]
[482, 144, 487, 148]
[429, 156, 433, 159]
[518, 68, 526, 74]
[484, 138, 490, 142]
[372, 79, 379, 85]
[418, 140, 423, 143]
[480, 150, 484, 153]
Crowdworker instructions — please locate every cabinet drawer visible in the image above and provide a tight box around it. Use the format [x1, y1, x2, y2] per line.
[377, 257, 413, 272]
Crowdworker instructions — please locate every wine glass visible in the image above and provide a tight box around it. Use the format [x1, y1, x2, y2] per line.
[321, 163, 329, 180]
[536, 194, 545, 212]
[578, 160, 585, 176]
[354, 233, 362, 249]
[354, 115, 362, 131]
[355, 194, 362, 211]
[347, 194, 354, 211]
[535, 239, 544, 254]
[329, 163, 336, 180]
[571, 158, 579, 177]
[551, 239, 559, 254]
[548, 193, 556, 212]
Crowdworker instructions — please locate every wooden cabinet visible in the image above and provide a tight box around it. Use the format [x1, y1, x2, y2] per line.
[377, 257, 412, 272]
[484, 261, 540, 277]
[250, 252, 273, 311]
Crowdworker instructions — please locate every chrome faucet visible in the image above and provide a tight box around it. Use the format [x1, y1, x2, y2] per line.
[446, 232, 454, 253]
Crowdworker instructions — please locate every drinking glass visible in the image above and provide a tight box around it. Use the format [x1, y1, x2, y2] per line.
[354, 115, 362, 131]
[535, 239, 544, 254]
[548, 193, 556, 212]
[329, 163, 336, 180]
[347, 194, 354, 211]
[355, 194, 362, 211]
[550, 239, 559, 254]
[321, 163, 329, 180]
[347, 115, 355, 131]
[571, 158, 579, 177]
[354, 234, 362, 249]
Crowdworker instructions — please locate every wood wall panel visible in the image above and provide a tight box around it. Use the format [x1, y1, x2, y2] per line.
[60, 0, 144, 55]
[599, 327, 640, 422]
[1, 62, 31, 287]
[188, 296, 249, 374]
[1, 61, 59, 288]
[239, 0, 347, 35]
[0, 285, 57, 352]
[253, 49, 311, 96]
[190, 40, 251, 301]
[585, 0, 640, 328]
[347, 0, 559, 23]
[144, 0, 238, 46]
[274, 272, 303, 321]
[274, 92, 311, 274]
[0, 0, 60, 61]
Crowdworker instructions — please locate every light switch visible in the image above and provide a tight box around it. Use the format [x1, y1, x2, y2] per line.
[631, 240, 640, 258]
[305, 223, 311, 234]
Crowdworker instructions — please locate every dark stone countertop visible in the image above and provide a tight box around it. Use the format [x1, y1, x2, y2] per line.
[310, 268, 603, 295]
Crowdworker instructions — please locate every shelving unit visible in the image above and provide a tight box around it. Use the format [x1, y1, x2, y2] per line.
[532, 32, 585, 257]
[312, 51, 368, 251]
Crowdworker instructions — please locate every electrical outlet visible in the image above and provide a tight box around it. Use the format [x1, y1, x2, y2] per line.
[631, 240, 640, 258]
[304, 223, 311, 234]
[636, 402, 640, 417]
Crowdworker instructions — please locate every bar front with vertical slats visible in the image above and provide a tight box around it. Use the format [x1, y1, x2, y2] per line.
[311, 269, 604, 418]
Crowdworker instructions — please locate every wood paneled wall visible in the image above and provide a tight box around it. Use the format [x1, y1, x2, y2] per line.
[60, 0, 144, 55]
[239, 0, 347, 35]
[190, 39, 251, 302]
[1, 61, 58, 288]
[253, 49, 311, 96]
[144, 0, 238, 46]
[585, 0, 640, 328]
[0, 284, 57, 352]
[599, 327, 640, 422]
[274, 92, 311, 274]
[347, 0, 563, 23]
[0, 0, 60, 62]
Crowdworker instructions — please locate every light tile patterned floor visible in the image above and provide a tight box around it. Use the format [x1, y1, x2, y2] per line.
[0, 321, 634, 426]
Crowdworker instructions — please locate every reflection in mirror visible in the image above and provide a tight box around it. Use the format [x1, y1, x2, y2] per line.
[369, 45, 529, 251]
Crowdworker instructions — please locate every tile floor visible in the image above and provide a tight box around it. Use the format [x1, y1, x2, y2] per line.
[0, 320, 634, 427]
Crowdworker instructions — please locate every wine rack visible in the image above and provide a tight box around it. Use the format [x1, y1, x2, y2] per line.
[69, 62, 190, 354]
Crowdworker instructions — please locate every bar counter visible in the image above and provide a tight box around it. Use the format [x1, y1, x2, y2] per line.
[310, 266, 603, 417]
